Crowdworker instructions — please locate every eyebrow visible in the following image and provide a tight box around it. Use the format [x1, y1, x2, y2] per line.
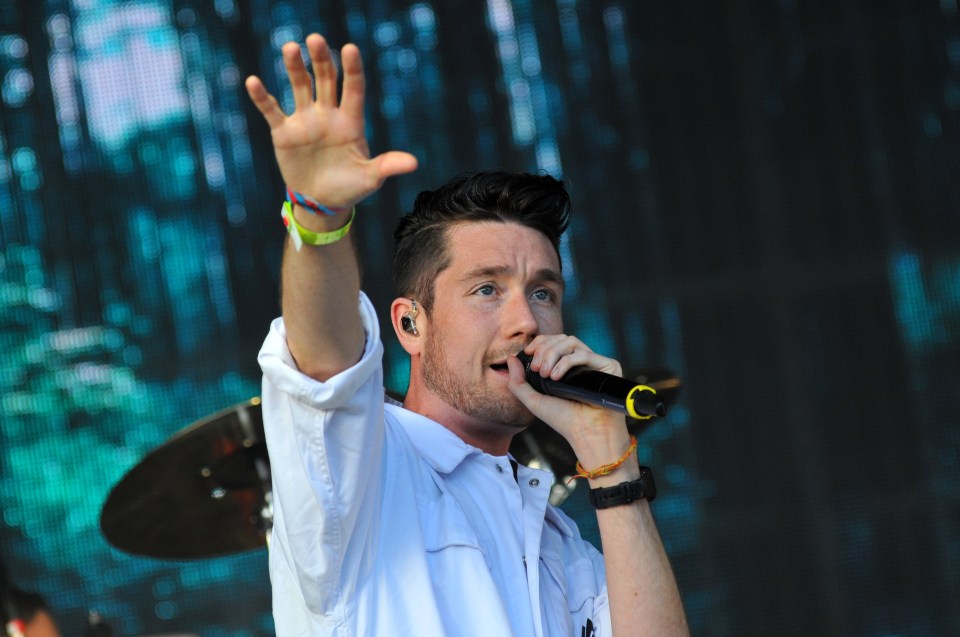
[458, 264, 565, 290]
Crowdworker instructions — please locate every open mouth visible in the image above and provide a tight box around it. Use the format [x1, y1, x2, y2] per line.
[489, 362, 509, 374]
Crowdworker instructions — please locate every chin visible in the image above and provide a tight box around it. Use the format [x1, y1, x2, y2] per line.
[452, 394, 532, 430]
[490, 399, 538, 430]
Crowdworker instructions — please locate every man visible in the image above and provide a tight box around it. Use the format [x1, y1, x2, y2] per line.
[247, 33, 688, 636]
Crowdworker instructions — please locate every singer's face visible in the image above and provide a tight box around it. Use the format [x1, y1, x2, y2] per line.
[419, 221, 564, 437]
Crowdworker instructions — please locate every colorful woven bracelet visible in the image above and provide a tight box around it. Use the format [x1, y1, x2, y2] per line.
[286, 187, 349, 216]
[280, 200, 355, 251]
[568, 436, 638, 483]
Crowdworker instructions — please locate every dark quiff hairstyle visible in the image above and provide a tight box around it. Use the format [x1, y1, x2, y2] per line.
[393, 171, 571, 314]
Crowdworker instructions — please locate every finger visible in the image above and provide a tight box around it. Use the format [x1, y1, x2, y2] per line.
[245, 75, 287, 129]
[528, 336, 620, 379]
[282, 41, 314, 110]
[526, 335, 582, 374]
[505, 355, 568, 424]
[370, 151, 419, 180]
[340, 43, 366, 119]
[547, 349, 619, 380]
[306, 34, 337, 108]
[506, 356, 548, 409]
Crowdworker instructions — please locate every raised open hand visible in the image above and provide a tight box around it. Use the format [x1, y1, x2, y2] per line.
[245, 34, 417, 209]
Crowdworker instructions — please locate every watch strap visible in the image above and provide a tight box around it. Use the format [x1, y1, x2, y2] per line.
[588, 467, 656, 509]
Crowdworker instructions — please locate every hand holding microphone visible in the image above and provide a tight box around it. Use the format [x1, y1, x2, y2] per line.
[514, 351, 666, 419]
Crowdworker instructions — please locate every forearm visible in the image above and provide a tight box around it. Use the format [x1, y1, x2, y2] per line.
[281, 204, 365, 380]
[592, 462, 689, 637]
[560, 425, 688, 635]
[246, 34, 416, 379]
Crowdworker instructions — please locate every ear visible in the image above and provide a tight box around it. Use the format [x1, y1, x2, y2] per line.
[390, 298, 424, 355]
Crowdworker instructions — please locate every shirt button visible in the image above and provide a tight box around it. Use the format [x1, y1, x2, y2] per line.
[495, 464, 504, 474]
[528, 478, 540, 487]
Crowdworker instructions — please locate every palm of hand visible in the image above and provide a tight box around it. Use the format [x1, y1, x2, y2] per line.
[271, 107, 372, 208]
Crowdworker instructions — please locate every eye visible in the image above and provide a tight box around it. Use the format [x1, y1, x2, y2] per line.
[531, 288, 556, 302]
[474, 284, 496, 296]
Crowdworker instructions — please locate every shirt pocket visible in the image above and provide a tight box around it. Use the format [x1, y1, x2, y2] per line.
[422, 493, 491, 576]
[420, 494, 523, 634]
[539, 551, 600, 632]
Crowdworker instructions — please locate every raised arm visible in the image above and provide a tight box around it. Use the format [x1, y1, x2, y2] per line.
[246, 34, 417, 380]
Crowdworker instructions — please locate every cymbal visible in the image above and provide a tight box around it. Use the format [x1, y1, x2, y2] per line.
[628, 367, 682, 410]
[100, 398, 269, 560]
[509, 367, 681, 504]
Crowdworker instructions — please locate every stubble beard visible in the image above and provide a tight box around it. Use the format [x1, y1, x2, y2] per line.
[421, 329, 535, 430]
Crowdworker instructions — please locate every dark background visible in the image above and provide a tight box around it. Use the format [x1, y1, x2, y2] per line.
[1, 0, 958, 635]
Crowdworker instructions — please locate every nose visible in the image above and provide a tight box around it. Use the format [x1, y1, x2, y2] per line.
[502, 293, 539, 340]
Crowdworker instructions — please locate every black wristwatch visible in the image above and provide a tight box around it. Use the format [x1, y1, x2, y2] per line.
[588, 467, 656, 509]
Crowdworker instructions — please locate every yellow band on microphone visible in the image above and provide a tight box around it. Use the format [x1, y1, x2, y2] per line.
[625, 384, 658, 420]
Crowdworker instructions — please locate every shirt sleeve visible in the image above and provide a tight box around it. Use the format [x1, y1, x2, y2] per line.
[257, 291, 386, 617]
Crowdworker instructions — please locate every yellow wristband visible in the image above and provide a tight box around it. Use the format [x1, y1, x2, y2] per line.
[280, 200, 355, 251]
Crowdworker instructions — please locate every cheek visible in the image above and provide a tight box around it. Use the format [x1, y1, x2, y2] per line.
[534, 306, 563, 334]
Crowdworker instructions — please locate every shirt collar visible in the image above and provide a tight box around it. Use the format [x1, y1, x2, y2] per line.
[386, 403, 574, 538]
[386, 403, 478, 474]
[543, 504, 575, 538]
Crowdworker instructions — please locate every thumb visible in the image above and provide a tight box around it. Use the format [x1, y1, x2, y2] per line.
[506, 355, 551, 417]
[372, 150, 419, 179]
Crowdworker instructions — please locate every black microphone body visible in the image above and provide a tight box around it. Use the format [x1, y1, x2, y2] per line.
[515, 352, 666, 419]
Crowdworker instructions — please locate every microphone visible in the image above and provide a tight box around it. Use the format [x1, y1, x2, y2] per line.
[515, 352, 666, 419]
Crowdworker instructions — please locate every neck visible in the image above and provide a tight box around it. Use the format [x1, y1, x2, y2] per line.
[403, 384, 517, 456]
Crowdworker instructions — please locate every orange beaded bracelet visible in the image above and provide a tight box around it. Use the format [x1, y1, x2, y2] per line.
[569, 436, 638, 483]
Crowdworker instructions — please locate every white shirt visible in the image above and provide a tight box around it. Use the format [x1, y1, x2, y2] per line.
[258, 292, 611, 636]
